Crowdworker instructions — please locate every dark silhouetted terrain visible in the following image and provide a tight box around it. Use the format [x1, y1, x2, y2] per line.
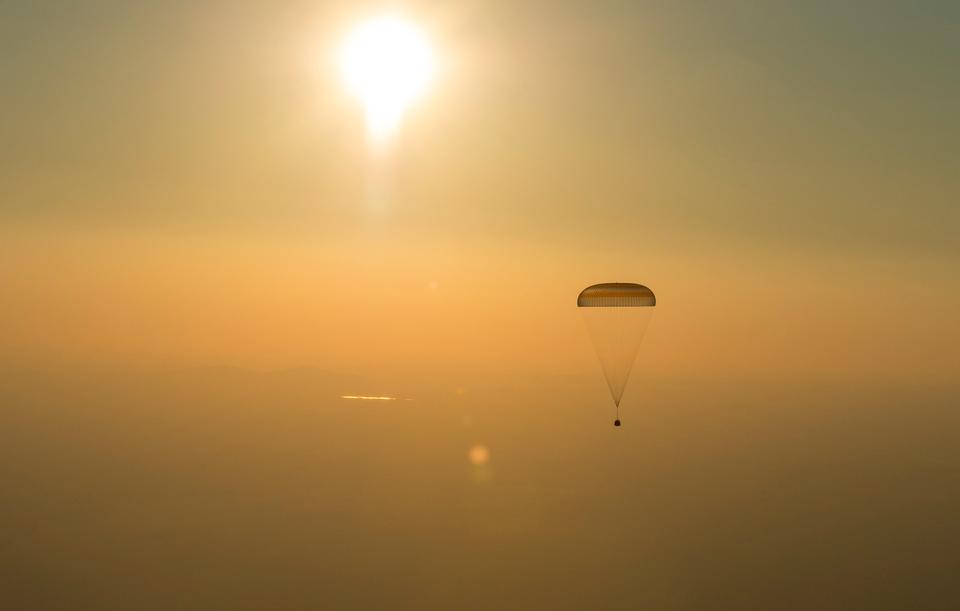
[3, 367, 957, 609]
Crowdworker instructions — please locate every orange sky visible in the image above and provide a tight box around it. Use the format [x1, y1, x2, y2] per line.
[1, 0, 957, 385]
[3, 4, 960, 609]
[3, 221, 956, 387]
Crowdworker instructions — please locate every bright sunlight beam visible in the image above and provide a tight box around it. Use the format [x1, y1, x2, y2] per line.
[339, 16, 435, 142]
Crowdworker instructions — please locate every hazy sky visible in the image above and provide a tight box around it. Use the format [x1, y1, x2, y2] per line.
[1, 3, 959, 607]
[2, 0, 958, 380]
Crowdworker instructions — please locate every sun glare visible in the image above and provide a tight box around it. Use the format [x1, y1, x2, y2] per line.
[339, 16, 435, 141]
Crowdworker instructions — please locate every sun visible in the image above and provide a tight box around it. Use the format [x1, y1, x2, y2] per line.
[338, 16, 435, 141]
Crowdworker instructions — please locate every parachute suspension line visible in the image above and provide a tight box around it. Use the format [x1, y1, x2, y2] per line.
[615, 304, 625, 426]
[611, 304, 623, 426]
[619, 304, 625, 415]
[577, 282, 655, 428]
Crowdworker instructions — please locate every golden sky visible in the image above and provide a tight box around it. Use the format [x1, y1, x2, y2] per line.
[2, 3, 960, 609]
[2, 1, 957, 384]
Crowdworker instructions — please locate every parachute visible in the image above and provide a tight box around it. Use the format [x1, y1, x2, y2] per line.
[578, 283, 656, 427]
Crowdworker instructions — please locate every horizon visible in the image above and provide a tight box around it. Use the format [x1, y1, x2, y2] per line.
[2, 1, 958, 608]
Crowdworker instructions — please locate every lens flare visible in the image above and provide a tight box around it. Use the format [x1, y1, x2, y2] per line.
[468, 444, 490, 466]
